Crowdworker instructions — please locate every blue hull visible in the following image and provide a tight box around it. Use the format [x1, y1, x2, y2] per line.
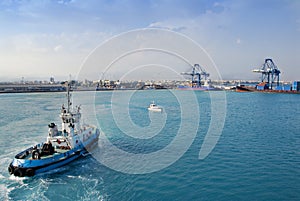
[34, 149, 84, 175]
[8, 132, 99, 177]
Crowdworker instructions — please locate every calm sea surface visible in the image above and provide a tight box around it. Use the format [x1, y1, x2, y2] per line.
[0, 90, 299, 201]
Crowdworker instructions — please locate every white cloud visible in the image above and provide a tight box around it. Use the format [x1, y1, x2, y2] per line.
[54, 45, 63, 52]
[0, 31, 113, 79]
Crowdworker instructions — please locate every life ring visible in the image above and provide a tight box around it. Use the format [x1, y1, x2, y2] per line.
[13, 168, 24, 177]
[8, 165, 14, 175]
[26, 168, 35, 177]
[32, 150, 41, 160]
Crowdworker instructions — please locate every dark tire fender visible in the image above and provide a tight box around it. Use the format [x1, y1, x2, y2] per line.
[26, 168, 35, 177]
[8, 165, 14, 175]
[13, 168, 24, 177]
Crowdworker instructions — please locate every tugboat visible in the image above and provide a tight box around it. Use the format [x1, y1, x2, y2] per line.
[8, 81, 100, 177]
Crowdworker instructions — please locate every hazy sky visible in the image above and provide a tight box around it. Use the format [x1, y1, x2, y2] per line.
[0, 0, 299, 81]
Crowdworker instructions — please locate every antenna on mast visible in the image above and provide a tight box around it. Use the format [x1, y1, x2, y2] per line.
[61, 80, 75, 113]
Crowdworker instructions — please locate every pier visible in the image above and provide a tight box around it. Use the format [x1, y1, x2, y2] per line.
[0, 83, 65, 93]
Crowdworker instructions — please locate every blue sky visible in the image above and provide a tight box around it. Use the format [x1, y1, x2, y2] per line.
[0, 0, 299, 81]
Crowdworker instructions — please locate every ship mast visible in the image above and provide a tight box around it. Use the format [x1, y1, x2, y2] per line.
[60, 80, 81, 143]
[66, 81, 71, 113]
[61, 80, 74, 113]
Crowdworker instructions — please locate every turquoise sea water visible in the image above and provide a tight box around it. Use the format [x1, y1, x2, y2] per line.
[0, 90, 299, 200]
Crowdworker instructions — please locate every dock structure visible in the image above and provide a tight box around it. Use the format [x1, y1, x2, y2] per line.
[0, 83, 65, 93]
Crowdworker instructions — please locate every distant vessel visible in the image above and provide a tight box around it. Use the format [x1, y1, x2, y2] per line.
[8, 81, 100, 177]
[236, 59, 300, 94]
[236, 85, 254, 92]
[148, 101, 163, 112]
[236, 85, 300, 94]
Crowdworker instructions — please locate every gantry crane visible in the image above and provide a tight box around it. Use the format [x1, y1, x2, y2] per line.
[252, 58, 281, 89]
[181, 64, 210, 88]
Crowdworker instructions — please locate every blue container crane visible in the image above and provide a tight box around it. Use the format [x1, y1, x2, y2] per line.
[252, 58, 281, 90]
[181, 64, 210, 88]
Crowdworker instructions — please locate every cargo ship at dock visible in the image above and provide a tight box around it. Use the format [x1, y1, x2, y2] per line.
[236, 58, 300, 94]
[236, 83, 300, 94]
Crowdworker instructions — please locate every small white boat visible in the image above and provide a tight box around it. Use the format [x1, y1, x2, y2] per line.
[148, 101, 162, 112]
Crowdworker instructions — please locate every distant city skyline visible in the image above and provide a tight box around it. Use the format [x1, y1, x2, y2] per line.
[0, 0, 299, 81]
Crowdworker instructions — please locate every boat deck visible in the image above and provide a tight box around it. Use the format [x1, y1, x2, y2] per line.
[19, 147, 71, 160]
[39, 148, 70, 159]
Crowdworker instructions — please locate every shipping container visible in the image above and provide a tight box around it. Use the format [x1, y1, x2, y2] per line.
[292, 81, 300, 91]
[293, 81, 300, 85]
[283, 85, 291, 91]
[257, 85, 266, 90]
